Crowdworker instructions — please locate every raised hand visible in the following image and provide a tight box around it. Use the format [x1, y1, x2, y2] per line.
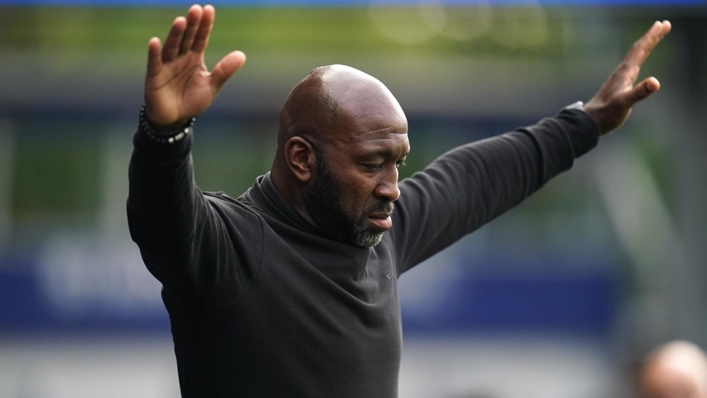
[584, 20, 671, 135]
[144, 4, 246, 129]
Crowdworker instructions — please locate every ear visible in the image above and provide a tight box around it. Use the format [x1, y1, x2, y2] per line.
[284, 137, 316, 183]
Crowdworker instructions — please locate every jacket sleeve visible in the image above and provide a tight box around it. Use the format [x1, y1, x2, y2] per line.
[126, 123, 263, 310]
[391, 105, 599, 274]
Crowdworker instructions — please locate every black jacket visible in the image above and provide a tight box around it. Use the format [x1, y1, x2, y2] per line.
[127, 105, 598, 398]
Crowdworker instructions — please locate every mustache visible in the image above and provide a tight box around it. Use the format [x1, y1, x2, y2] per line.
[367, 200, 395, 216]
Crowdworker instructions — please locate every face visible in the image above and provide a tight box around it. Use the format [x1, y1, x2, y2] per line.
[303, 111, 410, 248]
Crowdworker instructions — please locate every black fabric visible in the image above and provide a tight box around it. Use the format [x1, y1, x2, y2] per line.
[127, 106, 599, 398]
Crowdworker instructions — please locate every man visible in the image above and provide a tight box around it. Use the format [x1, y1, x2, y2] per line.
[127, 4, 671, 397]
[640, 341, 707, 398]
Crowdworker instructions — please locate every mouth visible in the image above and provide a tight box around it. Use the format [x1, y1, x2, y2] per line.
[367, 215, 392, 231]
[367, 208, 394, 231]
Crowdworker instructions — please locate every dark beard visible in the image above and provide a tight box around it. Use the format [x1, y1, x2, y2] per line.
[303, 158, 393, 248]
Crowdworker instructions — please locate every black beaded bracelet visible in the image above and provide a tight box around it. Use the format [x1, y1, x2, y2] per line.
[139, 104, 195, 144]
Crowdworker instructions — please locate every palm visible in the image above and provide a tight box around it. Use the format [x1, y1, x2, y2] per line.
[146, 53, 213, 124]
[144, 5, 246, 128]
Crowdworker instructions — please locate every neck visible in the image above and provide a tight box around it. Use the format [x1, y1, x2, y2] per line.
[270, 166, 318, 229]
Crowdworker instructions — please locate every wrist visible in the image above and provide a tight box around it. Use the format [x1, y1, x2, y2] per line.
[143, 105, 190, 133]
[139, 104, 194, 144]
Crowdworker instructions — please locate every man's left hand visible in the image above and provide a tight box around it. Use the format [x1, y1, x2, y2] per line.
[584, 20, 671, 135]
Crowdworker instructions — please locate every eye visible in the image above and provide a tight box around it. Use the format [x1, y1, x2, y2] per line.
[396, 160, 407, 169]
[363, 163, 383, 172]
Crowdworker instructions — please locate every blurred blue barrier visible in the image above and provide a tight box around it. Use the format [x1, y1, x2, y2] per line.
[0, 249, 618, 336]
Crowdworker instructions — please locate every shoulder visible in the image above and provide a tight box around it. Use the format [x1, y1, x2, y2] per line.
[202, 190, 267, 230]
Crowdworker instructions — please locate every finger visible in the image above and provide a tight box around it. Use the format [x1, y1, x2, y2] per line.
[624, 20, 672, 69]
[179, 5, 203, 55]
[146, 37, 163, 77]
[162, 16, 187, 62]
[600, 61, 640, 99]
[622, 76, 661, 106]
[192, 4, 215, 53]
[210, 51, 246, 91]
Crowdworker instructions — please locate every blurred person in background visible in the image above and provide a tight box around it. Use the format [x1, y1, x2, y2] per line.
[639, 340, 707, 398]
[127, 4, 670, 397]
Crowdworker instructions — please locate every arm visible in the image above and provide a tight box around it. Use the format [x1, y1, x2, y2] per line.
[127, 5, 258, 308]
[392, 21, 671, 273]
[393, 106, 596, 272]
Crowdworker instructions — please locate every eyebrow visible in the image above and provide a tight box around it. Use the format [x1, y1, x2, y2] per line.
[357, 150, 409, 161]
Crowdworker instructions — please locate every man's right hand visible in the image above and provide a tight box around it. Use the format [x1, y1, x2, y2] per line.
[144, 4, 246, 130]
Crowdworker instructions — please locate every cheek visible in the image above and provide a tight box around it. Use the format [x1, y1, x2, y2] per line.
[338, 177, 377, 214]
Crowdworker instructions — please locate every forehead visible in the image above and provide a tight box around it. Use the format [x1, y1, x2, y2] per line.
[327, 102, 409, 155]
[330, 124, 410, 160]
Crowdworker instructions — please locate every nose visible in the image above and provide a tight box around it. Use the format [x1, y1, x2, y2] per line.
[374, 166, 400, 202]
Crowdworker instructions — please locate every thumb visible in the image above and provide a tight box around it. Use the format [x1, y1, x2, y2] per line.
[624, 76, 661, 106]
[210, 51, 247, 92]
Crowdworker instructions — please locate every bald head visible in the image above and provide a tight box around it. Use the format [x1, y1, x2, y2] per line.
[270, 65, 409, 246]
[277, 64, 407, 152]
[640, 341, 707, 398]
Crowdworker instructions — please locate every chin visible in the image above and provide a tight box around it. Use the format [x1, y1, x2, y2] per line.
[351, 228, 385, 248]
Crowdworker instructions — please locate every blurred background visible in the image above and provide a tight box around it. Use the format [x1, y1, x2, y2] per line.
[1, 0, 706, 397]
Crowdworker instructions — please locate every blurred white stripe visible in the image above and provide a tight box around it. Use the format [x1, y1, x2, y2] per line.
[594, 139, 696, 344]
